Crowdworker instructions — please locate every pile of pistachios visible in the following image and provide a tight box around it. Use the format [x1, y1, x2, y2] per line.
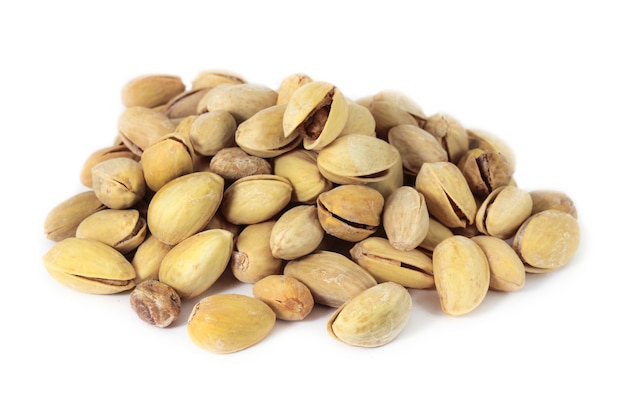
[42, 70, 580, 353]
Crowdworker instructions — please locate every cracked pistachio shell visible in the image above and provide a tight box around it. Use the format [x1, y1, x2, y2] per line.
[235, 104, 302, 158]
[189, 110, 237, 156]
[366, 90, 427, 140]
[117, 106, 177, 155]
[283, 81, 349, 150]
[350, 237, 434, 289]
[203, 83, 278, 124]
[339, 100, 376, 137]
[221, 175, 292, 225]
[419, 218, 454, 252]
[187, 293, 275, 354]
[270, 205, 325, 260]
[415, 162, 477, 229]
[147, 172, 224, 245]
[131, 234, 173, 284]
[159, 229, 234, 299]
[80, 144, 140, 188]
[191, 70, 246, 90]
[276, 73, 314, 105]
[471, 235, 525, 292]
[364, 154, 404, 200]
[327, 282, 412, 347]
[424, 113, 469, 164]
[273, 149, 332, 203]
[75, 208, 147, 255]
[432, 235, 490, 316]
[383, 186, 429, 251]
[457, 148, 514, 199]
[512, 209, 580, 273]
[231, 221, 283, 284]
[529, 190, 578, 218]
[317, 133, 401, 185]
[91, 157, 146, 209]
[42, 237, 136, 294]
[317, 184, 385, 242]
[141, 132, 194, 192]
[284, 250, 377, 308]
[165, 88, 211, 119]
[388, 124, 448, 176]
[44, 191, 106, 242]
[467, 128, 516, 173]
[476, 185, 533, 240]
[121, 74, 186, 108]
[252, 275, 314, 321]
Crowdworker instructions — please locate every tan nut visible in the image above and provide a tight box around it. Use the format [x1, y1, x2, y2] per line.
[44, 191, 106, 242]
[75, 208, 147, 254]
[382, 186, 429, 251]
[252, 275, 314, 321]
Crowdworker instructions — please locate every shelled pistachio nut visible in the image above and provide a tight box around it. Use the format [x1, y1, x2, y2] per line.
[273, 149, 332, 203]
[252, 275, 314, 321]
[231, 221, 283, 284]
[383, 186, 429, 251]
[187, 293, 276, 354]
[91, 157, 146, 209]
[327, 282, 412, 347]
[471, 235, 525, 292]
[75, 208, 147, 254]
[270, 204, 325, 260]
[44, 191, 106, 242]
[141, 132, 194, 192]
[121, 74, 186, 108]
[42, 237, 136, 294]
[350, 237, 435, 289]
[475, 185, 533, 240]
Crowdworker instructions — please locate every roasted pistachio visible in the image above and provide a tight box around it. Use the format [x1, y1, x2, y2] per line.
[129, 279, 182, 328]
[424, 113, 469, 164]
[388, 124, 448, 175]
[117, 106, 176, 155]
[209, 147, 272, 182]
[457, 148, 514, 199]
[273, 149, 332, 203]
[91, 157, 146, 209]
[383, 186, 429, 251]
[252, 275, 314, 321]
[121, 74, 186, 108]
[471, 235, 525, 292]
[189, 110, 237, 156]
[231, 221, 283, 284]
[475, 185, 533, 240]
[270, 204, 325, 260]
[75, 208, 147, 254]
[141, 131, 194, 192]
[235, 104, 301, 158]
[44, 191, 106, 242]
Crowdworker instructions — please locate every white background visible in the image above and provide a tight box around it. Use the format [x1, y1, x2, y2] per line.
[2, 1, 624, 416]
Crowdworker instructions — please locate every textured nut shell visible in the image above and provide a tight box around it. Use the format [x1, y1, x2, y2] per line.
[350, 237, 435, 289]
[415, 161, 477, 228]
[388, 124, 448, 175]
[42, 237, 136, 294]
[432, 236, 490, 316]
[147, 172, 224, 245]
[188, 293, 276, 354]
[191, 70, 246, 90]
[252, 275, 314, 321]
[276, 73, 313, 105]
[189, 110, 237, 156]
[80, 145, 139, 188]
[365, 155, 404, 200]
[131, 234, 173, 284]
[91, 157, 146, 209]
[466, 128, 516, 173]
[209, 147, 272, 182]
[75, 209, 147, 254]
[165, 88, 210, 119]
[231, 221, 283, 284]
[424, 113, 469, 164]
[221, 175, 293, 225]
[471, 235, 525, 292]
[159, 229, 234, 299]
[339, 100, 376, 137]
[141, 132, 194, 192]
[367, 90, 426, 140]
[476, 185, 533, 239]
[273, 149, 332, 203]
[284, 251, 377, 308]
[419, 218, 454, 252]
[118, 106, 176, 155]
[235, 104, 301, 158]
[270, 205, 325, 260]
[44, 191, 106, 241]
[203, 83, 278, 123]
[512, 209, 580, 271]
[529, 190, 578, 218]
[317, 134, 401, 184]
[121, 75, 186, 108]
[383, 186, 429, 250]
[129, 279, 182, 328]
[457, 148, 513, 198]
[327, 282, 412, 347]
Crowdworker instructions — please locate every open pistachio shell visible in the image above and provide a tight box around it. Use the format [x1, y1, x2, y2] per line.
[423, 113, 469, 164]
[141, 131, 194, 192]
[76, 208, 147, 254]
[475, 185, 533, 240]
[117, 106, 177, 155]
[91, 157, 146, 209]
[457, 148, 513, 199]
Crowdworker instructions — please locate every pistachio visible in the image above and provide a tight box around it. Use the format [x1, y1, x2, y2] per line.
[432, 235, 490, 316]
[273, 149, 332, 203]
[203, 83, 278, 123]
[191, 69, 246, 90]
[364, 154, 404, 200]
[387, 124, 448, 176]
[350, 237, 435, 289]
[327, 282, 412, 347]
[117, 106, 177, 155]
[208, 147, 272, 182]
[159, 229, 234, 299]
[121, 74, 186, 108]
[457, 148, 514, 199]
[188, 110, 237, 157]
[467, 128, 516, 173]
[418, 217, 454, 253]
[270, 204, 325, 260]
[141, 132, 194, 192]
[131, 234, 173, 284]
[382, 186, 429, 251]
[165, 88, 211, 119]
[339, 100, 377, 137]
[42, 237, 136, 294]
[231, 221, 283, 284]
[415, 161, 477, 229]
[284, 250, 377, 308]
[75, 208, 147, 254]
[147, 172, 224, 245]
[423, 113, 469, 164]
[365, 90, 427, 140]
[80, 144, 139, 188]
[44, 191, 106, 242]
[471, 235, 525, 292]
[317, 184, 385, 242]
[129, 279, 182, 328]
[252, 275, 314, 321]
[91, 157, 146, 209]
[475, 185, 533, 240]
[188, 293, 276, 354]
[529, 189, 578, 218]
[276, 73, 313, 106]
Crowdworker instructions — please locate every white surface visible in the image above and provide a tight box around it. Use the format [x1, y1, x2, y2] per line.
[2, 1, 624, 416]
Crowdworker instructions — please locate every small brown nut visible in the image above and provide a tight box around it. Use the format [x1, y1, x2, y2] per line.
[208, 147, 272, 182]
[129, 279, 182, 328]
[252, 275, 314, 321]
[44, 191, 106, 242]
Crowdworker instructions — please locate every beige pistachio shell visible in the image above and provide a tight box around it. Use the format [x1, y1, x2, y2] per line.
[252, 275, 314, 321]
[317, 133, 401, 185]
[388, 124, 448, 175]
[466, 128, 516, 173]
[339, 100, 377, 137]
[131, 234, 173, 284]
[276, 73, 314, 105]
[189, 110, 237, 156]
[364, 154, 404, 200]
[235, 104, 302, 158]
[529, 189, 578, 218]
[141, 132, 194, 192]
[432, 235, 490, 316]
[512, 209, 580, 272]
[221, 174, 293, 225]
[475, 185, 533, 240]
[282, 81, 348, 150]
[91, 157, 146, 209]
[317, 184, 385, 242]
[457, 148, 513, 199]
[273, 149, 332, 203]
[471, 235, 525, 292]
[159, 229, 234, 299]
[350, 237, 434, 289]
[147, 172, 224, 245]
[203, 83, 278, 123]
[75, 209, 147, 254]
[80, 144, 139, 188]
[44, 191, 106, 242]
[284, 250, 377, 308]
[418, 217, 454, 253]
[191, 70, 246, 90]
[383, 186, 429, 251]
[42, 237, 136, 294]
[121, 74, 186, 108]
[270, 204, 325, 260]
[231, 221, 283, 284]
[117, 106, 176, 155]
[366, 90, 427, 140]
[415, 161, 477, 229]
[165, 88, 210, 119]
[327, 282, 412, 347]
[423, 113, 469, 164]
[187, 293, 275, 354]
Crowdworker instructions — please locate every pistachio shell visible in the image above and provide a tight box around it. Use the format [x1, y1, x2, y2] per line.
[42, 237, 136, 294]
[466, 128, 516, 173]
[419, 217, 454, 253]
[339, 100, 376, 137]
[165, 88, 211, 119]
[270, 204, 325, 260]
[189, 110, 237, 156]
[475, 185, 533, 239]
[273, 149, 332, 203]
[187, 293, 275, 354]
[231, 221, 283, 284]
[141, 132, 194, 192]
[327, 282, 412, 347]
[131, 234, 173, 284]
[423, 113, 469, 164]
[252, 275, 314, 321]
[117, 106, 177, 155]
[383, 186, 429, 251]
[457, 148, 513, 199]
[80, 145, 139, 188]
[366, 90, 427, 140]
[44, 191, 106, 242]
[529, 189, 578, 218]
[388, 124, 448, 175]
[276, 73, 314, 106]
[91, 157, 146, 209]
[471, 235, 525, 292]
[121, 74, 186, 108]
[203, 83, 278, 123]
[191, 70, 246, 90]
[75, 208, 147, 254]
